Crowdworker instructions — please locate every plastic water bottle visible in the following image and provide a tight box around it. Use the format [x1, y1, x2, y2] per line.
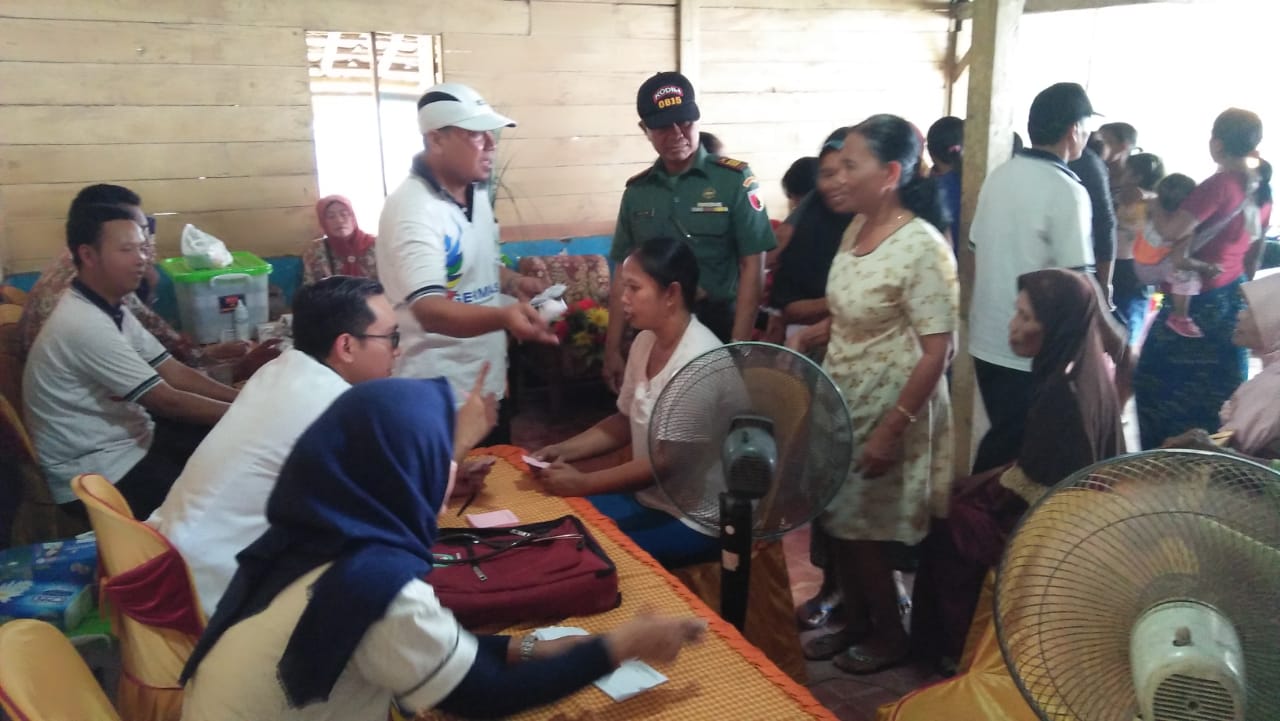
[233, 301, 251, 341]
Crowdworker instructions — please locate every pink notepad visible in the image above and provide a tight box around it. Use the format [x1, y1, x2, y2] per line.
[466, 509, 520, 528]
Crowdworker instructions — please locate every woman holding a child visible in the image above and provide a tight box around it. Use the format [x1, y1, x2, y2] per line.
[1134, 108, 1273, 450]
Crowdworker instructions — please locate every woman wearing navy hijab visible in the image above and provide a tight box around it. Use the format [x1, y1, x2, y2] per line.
[181, 378, 705, 720]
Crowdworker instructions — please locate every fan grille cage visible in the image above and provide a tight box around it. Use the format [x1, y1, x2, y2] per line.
[995, 451, 1280, 721]
[648, 342, 854, 539]
[1153, 674, 1236, 721]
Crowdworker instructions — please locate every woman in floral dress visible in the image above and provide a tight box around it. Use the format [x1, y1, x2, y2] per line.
[789, 114, 958, 674]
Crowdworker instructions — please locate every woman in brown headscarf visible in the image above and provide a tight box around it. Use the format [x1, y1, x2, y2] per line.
[912, 268, 1126, 671]
[301, 195, 379, 284]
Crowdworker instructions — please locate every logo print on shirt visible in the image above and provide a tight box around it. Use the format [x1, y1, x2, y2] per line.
[444, 221, 464, 289]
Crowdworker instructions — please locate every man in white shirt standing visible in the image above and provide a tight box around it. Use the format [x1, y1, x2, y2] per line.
[24, 202, 238, 520]
[967, 82, 1097, 473]
[150, 276, 402, 615]
[377, 82, 556, 444]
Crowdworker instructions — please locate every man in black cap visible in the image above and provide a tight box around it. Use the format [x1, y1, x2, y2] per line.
[601, 71, 776, 391]
[966, 81, 1099, 473]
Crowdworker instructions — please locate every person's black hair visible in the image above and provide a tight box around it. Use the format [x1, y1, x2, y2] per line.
[66, 203, 138, 268]
[926, 116, 964, 171]
[1155, 173, 1196, 213]
[1125, 153, 1165, 191]
[68, 184, 141, 216]
[291, 276, 386, 362]
[699, 131, 723, 155]
[782, 156, 819, 199]
[1086, 132, 1106, 156]
[1012, 132, 1025, 153]
[850, 114, 949, 232]
[630, 236, 699, 310]
[1212, 108, 1263, 158]
[819, 126, 849, 158]
[1098, 122, 1138, 149]
[1254, 159, 1273, 207]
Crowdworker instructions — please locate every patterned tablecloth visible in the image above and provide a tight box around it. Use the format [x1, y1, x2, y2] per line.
[423, 446, 836, 721]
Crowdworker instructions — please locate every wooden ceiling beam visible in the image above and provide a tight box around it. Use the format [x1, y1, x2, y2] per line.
[953, 0, 1193, 21]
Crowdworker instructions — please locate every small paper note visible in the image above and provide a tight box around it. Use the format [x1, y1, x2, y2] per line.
[466, 509, 520, 528]
[529, 627, 668, 702]
[522, 454, 551, 469]
[594, 660, 669, 701]
[532, 626, 589, 641]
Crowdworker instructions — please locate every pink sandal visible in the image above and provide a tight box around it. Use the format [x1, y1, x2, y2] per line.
[1166, 314, 1204, 338]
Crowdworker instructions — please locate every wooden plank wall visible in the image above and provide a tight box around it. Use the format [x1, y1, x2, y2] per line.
[461, 1, 679, 242]
[0, 0, 952, 274]
[0, 0, 530, 274]
[697, 1, 952, 214]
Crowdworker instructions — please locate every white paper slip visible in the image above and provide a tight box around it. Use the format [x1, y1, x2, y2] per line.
[531, 626, 588, 641]
[522, 454, 551, 469]
[529, 283, 568, 306]
[594, 660, 668, 702]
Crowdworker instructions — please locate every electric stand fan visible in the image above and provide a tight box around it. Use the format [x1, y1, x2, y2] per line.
[648, 342, 853, 630]
[995, 450, 1280, 721]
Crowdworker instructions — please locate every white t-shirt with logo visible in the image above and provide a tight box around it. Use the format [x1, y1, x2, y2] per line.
[22, 286, 170, 502]
[148, 349, 351, 616]
[617, 317, 722, 534]
[181, 564, 478, 721]
[968, 153, 1093, 371]
[377, 172, 506, 404]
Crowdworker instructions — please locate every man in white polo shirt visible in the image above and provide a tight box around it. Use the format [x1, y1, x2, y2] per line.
[377, 82, 556, 444]
[967, 82, 1096, 473]
[150, 276, 399, 615]
[23, 202, 238, 519]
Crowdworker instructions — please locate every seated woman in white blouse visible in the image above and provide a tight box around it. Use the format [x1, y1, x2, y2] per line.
[533, 236, 723, 568]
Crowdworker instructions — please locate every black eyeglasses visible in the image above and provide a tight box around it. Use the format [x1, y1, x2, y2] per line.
[354, 330, 401, 349]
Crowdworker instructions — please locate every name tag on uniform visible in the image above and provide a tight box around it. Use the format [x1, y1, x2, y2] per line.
[690, 202, 727, 213]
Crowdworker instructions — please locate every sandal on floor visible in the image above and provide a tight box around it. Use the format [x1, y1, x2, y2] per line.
[795, 593, 845, 630]
[832, 639, 910, 675]
[802, 626, 868, 661]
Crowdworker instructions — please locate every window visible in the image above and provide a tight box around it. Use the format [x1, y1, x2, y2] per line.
[306, 31, 442, 231]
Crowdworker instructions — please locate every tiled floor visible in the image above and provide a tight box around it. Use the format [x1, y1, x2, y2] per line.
[511, 380, 938, 721]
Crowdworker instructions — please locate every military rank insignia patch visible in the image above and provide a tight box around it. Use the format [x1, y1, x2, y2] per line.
[713, 156, 748, 172]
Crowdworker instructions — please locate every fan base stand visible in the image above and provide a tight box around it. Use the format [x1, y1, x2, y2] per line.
[720, 492, 754, 631]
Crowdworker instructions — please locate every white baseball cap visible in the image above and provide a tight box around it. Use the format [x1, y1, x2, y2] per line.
[417, 83, 516, 133]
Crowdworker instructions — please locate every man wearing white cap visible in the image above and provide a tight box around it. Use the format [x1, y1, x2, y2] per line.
[377, 83, 555, 442]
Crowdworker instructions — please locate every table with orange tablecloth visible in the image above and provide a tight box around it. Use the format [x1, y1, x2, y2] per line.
[423, 446, 836, 721]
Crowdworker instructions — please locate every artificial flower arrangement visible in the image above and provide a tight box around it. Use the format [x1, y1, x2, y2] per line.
[551, 298, 609, 367]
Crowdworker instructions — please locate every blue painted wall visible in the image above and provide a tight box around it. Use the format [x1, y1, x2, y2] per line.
[4, 234, 614, 330]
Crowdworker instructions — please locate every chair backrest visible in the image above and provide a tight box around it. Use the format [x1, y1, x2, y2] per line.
[0, 393, 35, 467]
[516, 254, 611, 305]
[72, 474, 204, 721]
[0, 619, 122, 721]
[0, 305, 25, 411]
[0, 395, 85, 547]
[0, 286, 28, 307]
[741, 365, 812, 530]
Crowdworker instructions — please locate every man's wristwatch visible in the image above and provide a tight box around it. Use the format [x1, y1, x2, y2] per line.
[519, 633, 538, 662]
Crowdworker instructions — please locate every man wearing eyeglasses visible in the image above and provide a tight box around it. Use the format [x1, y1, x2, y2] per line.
[377, 83, 557, 445]
[150, 276, 478, 616]
[602, 72, 776, 392]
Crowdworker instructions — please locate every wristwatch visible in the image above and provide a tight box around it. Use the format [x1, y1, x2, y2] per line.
[519, 633, 538, 662]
